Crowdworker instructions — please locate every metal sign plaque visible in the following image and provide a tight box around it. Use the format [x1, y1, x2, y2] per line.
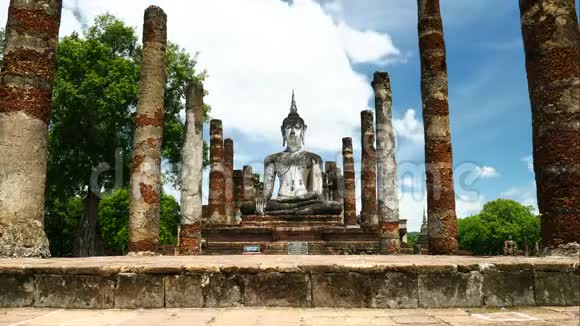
[288, 242, 308, 255]
[243, 245, 262, 255]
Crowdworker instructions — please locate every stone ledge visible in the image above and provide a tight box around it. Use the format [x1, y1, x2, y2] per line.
[0, 256, 577, 309]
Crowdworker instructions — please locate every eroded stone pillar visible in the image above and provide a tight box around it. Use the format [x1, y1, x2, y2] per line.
[179, 81, 204, 255]
[208, 119, 226, 223]
[224, 138, 235, 224]
[239, 165, 255, 215]
[342, 137, 357, 225]
[128, 6, 167, 254]
[360, 110, 378, 225]
[0, 0, 62, 258]
[325, 161, 337, 201]
[418, 0, 458, 255]
[233, 169, 243, 219]
[373, 72, 400, 254]
[519, 0, 580, 247]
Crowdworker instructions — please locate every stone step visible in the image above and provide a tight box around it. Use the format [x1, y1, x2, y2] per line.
[1, 256, 578, 309]
[203, 240, 380, 255]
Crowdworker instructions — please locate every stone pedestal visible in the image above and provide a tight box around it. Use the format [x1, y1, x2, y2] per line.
[179, 223, 201, 255]
[360, 110, 378, 225]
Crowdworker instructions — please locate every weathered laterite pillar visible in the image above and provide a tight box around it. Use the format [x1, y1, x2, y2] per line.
[373, 72, 400, 254]
[224, 138, 235, 224]
[342, 138, 357, 225]
[233, 169, 243, 219]
[418, 0, 458, 255]
[208, 119, 226, 223]
[129, 6, 167, 254]
[179, 81, 204, 255]
[0, 0, 62, 258]
[239, 165, 255, 214]
[360, 110, 378, 225]
[519, 0, 580, 247]
[325, 161, 337, 201]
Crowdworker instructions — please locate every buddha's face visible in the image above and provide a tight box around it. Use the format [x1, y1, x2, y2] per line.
[282, 121, 305, 149]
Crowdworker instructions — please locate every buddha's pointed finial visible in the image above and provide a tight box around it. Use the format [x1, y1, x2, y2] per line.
[422, 208, 427, 223]
[290, 89, 298, 113]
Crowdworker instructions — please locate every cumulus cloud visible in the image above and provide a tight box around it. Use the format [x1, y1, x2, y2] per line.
[500, 182, 538, 212]
[521, 155, 534, 173]
[455, 194, 485, 218]
[473, 165, 500, 179]
[336, 21, 401, 65]
[0, 0, 404, 154]
[394, 109, 424, 144]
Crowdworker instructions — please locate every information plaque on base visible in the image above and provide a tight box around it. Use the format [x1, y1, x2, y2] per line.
[288, 241, 308, 255]
[243, 245, 262, 255]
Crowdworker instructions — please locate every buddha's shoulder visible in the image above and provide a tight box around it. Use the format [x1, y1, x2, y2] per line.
[301, 151, 322, 163]
[264, 152, 284, 164]
[264, 151, 322, 164]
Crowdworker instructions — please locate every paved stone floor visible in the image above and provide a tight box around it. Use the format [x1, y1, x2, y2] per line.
[0, 307, 578, 326]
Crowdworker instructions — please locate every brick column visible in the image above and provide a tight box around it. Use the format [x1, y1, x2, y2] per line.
[224, 138, 235, 224]
[128, 6, 167, 254]
[373, 72, 400, 254]
[325, 161, 338, 201]
[233, 169, 243, 219]
[208, 119, 226, 223]
[0, 0, 62, 257]
[179, 81, 204, 255]
[360, 110, 378, 225]
[519, 0, 580, 247]
[239, 165, 255, 215]
[342, 138, 357, 225]
[418, 0, 458, 254]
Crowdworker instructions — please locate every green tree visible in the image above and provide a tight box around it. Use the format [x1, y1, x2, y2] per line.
[0, 27, 4, 66]
[406, 232, 419, 247]
[458, 199, 540, 255]
[98, 188, 181, 255]
[44, 196, 84, 256]
[45, 14, 208, 256]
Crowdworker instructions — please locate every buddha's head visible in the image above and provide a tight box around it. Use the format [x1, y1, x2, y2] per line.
[281, 91, 307, 150]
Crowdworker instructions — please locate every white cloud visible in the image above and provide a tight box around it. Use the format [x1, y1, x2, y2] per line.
[456, 194, 485, 218]
[394, 109, 424, 144]
[336, 21, 401, 65]
[473, 165, 500, 179]
[398, 190, 426, 232]
[521, 155, 534, 173]
[0, 0, 403, 154]
[500, 182, 538, 212]
[400, 175, 419, 189]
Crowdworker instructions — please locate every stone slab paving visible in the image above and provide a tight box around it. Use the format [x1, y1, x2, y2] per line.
[0, 307, 578, 326]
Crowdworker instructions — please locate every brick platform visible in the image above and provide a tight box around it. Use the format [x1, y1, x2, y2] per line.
[0, 256, 578, 309]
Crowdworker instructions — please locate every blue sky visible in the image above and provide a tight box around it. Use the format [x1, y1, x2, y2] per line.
[2, 0, 577, 231]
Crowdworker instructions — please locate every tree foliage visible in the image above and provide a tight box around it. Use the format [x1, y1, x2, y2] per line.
[98, 188, 181, 255]
[43, 14, 209, 256]
[0, 27, 5, 66]
[458, 199, 540, 255]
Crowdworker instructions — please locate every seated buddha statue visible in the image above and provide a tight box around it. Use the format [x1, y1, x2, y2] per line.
[255, 92, 342, 216]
